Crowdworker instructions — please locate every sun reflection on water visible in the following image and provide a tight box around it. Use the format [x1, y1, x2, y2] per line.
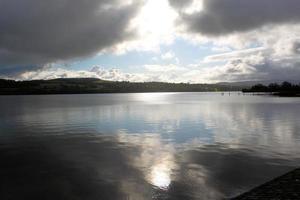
[117, 131, 176, 191]
[133, 92, 173, 103]
[150, 164, 171, 190]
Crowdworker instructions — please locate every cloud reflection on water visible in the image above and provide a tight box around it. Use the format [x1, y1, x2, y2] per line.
[0, 93, 300, 199]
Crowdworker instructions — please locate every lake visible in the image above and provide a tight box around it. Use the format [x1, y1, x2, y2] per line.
[0, 92, 300, 200]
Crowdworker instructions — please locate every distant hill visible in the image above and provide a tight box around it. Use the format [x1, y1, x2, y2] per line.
[0, 78, 242, 95]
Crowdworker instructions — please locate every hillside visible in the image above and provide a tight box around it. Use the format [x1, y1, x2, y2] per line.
[0, 78, 242, 95]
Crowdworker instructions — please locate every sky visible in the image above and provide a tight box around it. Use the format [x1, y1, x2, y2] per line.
[0, 0, 300, 83]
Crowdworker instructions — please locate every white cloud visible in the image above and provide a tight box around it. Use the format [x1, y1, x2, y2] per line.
[160, 51, 180, 64]
[13, 64, 200, 83]
[144, 64, 186, 72]
[203, 47, 267, 63]
[161, 51, 175, 60]
[211, 46, 232, 53]
[18, 66, 147, 82]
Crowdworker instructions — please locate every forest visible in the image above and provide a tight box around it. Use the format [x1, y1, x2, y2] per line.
[242, 82, 300, 96]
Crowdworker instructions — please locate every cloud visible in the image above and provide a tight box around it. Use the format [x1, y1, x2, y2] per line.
[210, 58, 300, 83]
[200, 38, 300, 82]
[16, 66, 146, 82]
[9, 42, 300, 83]
[144, 64, 186, 72]
[168, 0, 300, 83]
[2, 0, 300, 84]
[5, 32, 300, 84]
[160, 51, 180, 64]
[112, 0, 178, 54]
[161, 51, 175, 60]
[9, 64, 191, 83]
[168, 0, 193, 10]
[203, 47, 267, 63]
[211, 46, 232, 53]
[0, 0, 141, 71]
[171, 0, 300, 36]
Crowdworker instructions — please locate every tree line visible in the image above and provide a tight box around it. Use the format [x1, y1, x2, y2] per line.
[242, 82, 300, 96]
[0, 78, 241, 95]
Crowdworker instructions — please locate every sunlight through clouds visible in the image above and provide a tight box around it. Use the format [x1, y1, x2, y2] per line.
[116, 0, 178, 52]
[1, 0, 300, 83]
[136, 0, 177, 37]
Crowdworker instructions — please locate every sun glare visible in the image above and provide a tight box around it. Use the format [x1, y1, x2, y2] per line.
[185, 0, 204, 14]
[135, 0, 177, 37]
[150, 164, 171, 190]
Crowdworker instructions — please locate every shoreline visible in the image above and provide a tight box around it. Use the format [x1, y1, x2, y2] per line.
[232, 168, 300, 199]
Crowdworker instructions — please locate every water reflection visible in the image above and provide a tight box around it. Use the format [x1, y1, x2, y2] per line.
[0, 93, 300, 199]
[150, 163, 171, 190]
[117, 132, 176, 191]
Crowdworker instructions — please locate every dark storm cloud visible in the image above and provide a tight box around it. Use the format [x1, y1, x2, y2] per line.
[171, 0, 300, 36]
[0, 0, 141, 74]
[0, 65, 43, 77]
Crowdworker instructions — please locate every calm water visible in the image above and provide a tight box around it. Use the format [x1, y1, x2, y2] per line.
[0, 92, 300, 199]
